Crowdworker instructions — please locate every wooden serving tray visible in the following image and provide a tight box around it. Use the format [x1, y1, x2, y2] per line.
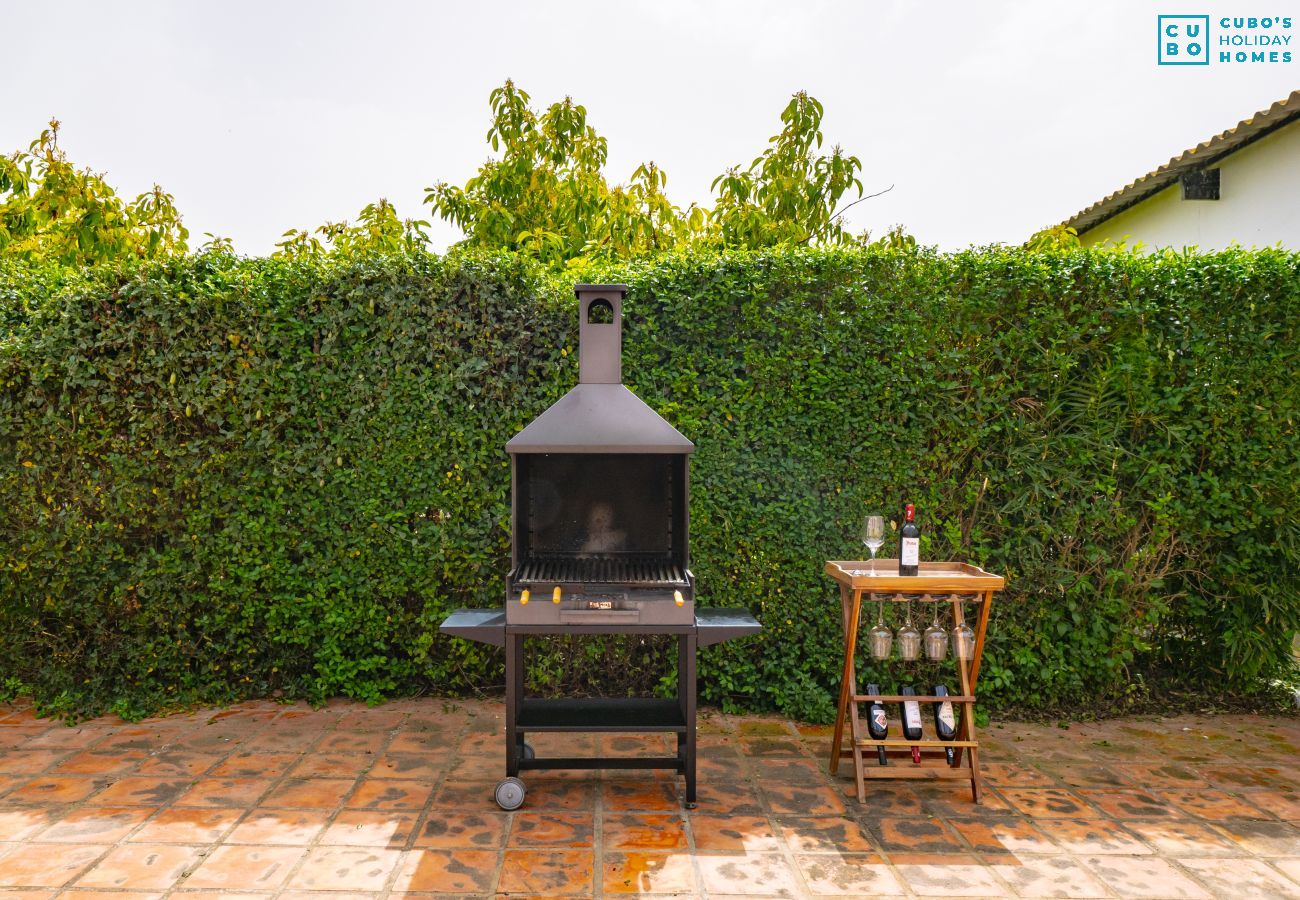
[824, 560, 1005, 592]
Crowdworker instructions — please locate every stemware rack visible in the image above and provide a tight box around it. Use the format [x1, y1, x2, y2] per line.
[824, 560, 1005, 803]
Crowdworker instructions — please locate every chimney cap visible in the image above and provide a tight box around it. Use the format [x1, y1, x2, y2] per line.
[574, 283, 629, 295]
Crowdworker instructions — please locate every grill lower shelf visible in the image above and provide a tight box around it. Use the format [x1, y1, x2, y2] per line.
[517, 698, 686, 732]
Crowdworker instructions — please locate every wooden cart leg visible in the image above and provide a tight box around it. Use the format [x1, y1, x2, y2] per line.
[968, 745, 982, 803]
[829, 585, 862, 776]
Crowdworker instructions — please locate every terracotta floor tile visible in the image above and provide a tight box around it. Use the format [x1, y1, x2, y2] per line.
[603, 851, 697, 894]
[429, 779, 505, 812]
[1214, 820, 1300, 856]
[387, 731, 457, 755]
[1082, 854, 1211, 898]
[369, 752, 447, 781]
[688, 813, 779, 851]
[690, 781, 764, 815]
[7, 775, 106, 805]
[345, 777, 433, 810]
[288, 751, 372, 779]
[0, 750, 65, 774]
[128, 807, 243, 843]
[0, 807, 60, 840]
[868, 816, 963, 854]
[917, 782, 1012, 817]
[496, 848, 594, 895]
[23, 725, 113, 749]
[1078, 788, 1181, 819]
[53, 750, 146, 775]
[508, 812, 595, 848]
[226, 808, 331, 845]
[76, 843, 203, 889]
[390, 848, 497, 893]
[1270, 857, 1300, 886]
[411, 811, 505, 849]
[135, 751, 224, 777]
[762, 782, 847, 816]
[335, 710, 407, 731]
[600, 780, 679, 812]
[696, 851, 802, 896]
[751, 757, 826, 783]
[1164, 787, 1275, 820]
[90, 776, 189, 807]
[795, 853, 902, 896]
[739, 736, 810, 758]
[1000, 786, 1097, 818]
[315, 731, 390, 753]
[1032, 816, 1152, 855]
[33, 806, 151, 843]
[287, 846, 402, 891]
[893, 861, 1008, 897]
[598, 734, 672, 757]
[946, 816, 1058, 855]
[209, 752, 301, 778]
[173, 777, 273, 808]
[1115, 763, 1204, 788]
[1199, 764, 1295, 791]
[1179, 856, 1300, 897]
[318, 810, 416, 848]
[778, 815, 876, 853]
[455, 732, 501, 756]
[991, 855, 1110, 898]
[602, 813, 687, 851]
[1241, 790, 1300, 821]
[0, 842, 103, 887]
[982, 760, 1058, 786]
[1123, 818, 1245, 856]
[184, 845, 307, 890]
[261, 777, 356, 809]
[53, 891, 163, 900]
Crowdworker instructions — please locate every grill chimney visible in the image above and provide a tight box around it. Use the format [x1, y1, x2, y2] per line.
[576, 284, 625, 384]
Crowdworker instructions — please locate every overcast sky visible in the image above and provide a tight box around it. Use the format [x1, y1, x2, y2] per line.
[4, 0, 1296, 254]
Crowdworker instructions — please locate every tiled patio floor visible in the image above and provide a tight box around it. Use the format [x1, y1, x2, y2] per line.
[0, 699, 1297, 898]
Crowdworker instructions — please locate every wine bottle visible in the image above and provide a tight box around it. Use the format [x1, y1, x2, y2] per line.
[865, 683, 888, 766]
[899, 503, 920, 576]
[901, 685, 923, 764]
[933, 684, 957, 765]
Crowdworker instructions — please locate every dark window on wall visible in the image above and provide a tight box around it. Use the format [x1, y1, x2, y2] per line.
[1181, 169, 1220, 200]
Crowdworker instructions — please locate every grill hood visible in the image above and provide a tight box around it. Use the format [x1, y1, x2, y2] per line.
[505, 285, 694, 455]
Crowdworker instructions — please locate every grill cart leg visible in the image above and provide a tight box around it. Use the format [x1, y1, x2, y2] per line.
[505, 633, 523, 780]
[679, 632, 698, 808]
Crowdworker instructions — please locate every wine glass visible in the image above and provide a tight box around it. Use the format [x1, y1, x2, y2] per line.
[868, 595, 892, 660]
[897, 597, 922, 661]
[952, 620, 976, 662]
[923, 596, 948, 661]
[860, 515, 885, 574]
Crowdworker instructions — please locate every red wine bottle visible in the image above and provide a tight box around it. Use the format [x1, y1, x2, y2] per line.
[899, 503, 920, 576]
[866, 683, 888, 766]
[901, 685, 923, 764]
[933, 684, 957, 765]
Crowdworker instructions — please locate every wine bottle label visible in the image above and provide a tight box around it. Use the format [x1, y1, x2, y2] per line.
[901, 537, 919, 566]
[938, 702, 955, 730]
[872, 708, 887, 731]
[903, 701, 922, 730]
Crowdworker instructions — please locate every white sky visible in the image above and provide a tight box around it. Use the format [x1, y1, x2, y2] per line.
[3, 0, 1296, 254]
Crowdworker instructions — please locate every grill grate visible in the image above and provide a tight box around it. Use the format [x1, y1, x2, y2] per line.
[515, 555, 687, 586]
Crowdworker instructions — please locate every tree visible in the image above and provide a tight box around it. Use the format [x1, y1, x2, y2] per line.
[0, 120, 187, 265]
[275, 198, 430, 259]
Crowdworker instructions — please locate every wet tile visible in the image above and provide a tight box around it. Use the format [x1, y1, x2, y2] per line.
[0, 750, 66, 774]
[174, 777, 273, 808]
[1032, 817, 1152, 855]
[345, 777, 433, 810]
[497, 849, 594, 895]
[77, 843, 203, 889]
[690, 781, 763, 815]
[429, 779, 508, 811]
[411, 811, 505, 849]
[1078, 788, 1179, 819]
[227, 808, 331, 845]
[750, 757, 826, 783]
[1081, 855, 1211, 898]
[1000, 786, 1096, 818]
[7, 775, 105, 805]
[991, 855, 1110, 898]
[1164, 787, 1274, 820]
[320, 810, 418, 847]
[288, 752, 371, 779]
[1214, 820, 1300, 856]
[0, 842, 103, 887]
[696, 852, 803, 896]
[947, 816, 1058, 855]
[868, 816, 964, 854]
[795, 853, 901, 896]
[762, 783, 847, 816]
[778, 815, 876, 853]
[315, 731, 390, 754]
[601, 781, 678, 812]
[1242, 790, 1300, 821]
[261, 777, 356, 809]
[840, 783, 926, 816]
[184, 845, 307, 890]
[128, 807, 243, 843]
[688, 813, 780, 851]
[53, 750, 145, 775]
[1049, 764, 1130, 789]
[508, 812, 595, 848]
[1199, 764, 1295, 791]
[739, 736, 809, 757]
[390, 848, 497, 893]
[601, 813, 687, 850]
[893, 861, 1007, 896]
[599, 734, 672, 757]
[287, 846, 402, 891]
[209, 752, 301, 778]
[1179, 857, 1300, 898]
[916, 782, 1011, 817]
[982, 761, 1057, 786]
[336, 710, 406, 732]
[603, 851, 697, 894]
[1115, 763, 1204, 788]
[34, 806, 151, 843]
[90, 776, 188, 807]
[387, 731, 457, 755]
[136, 751, 224, 777]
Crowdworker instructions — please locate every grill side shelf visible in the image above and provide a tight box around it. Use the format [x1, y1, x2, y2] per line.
[696, 608, 762, 647]
[439, 608, 506, 647]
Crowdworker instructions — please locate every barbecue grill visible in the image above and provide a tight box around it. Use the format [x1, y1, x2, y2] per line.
[440, 284, 760, 809]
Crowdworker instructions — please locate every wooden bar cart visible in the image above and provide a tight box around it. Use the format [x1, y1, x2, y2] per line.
[824, 560, 1005, 803]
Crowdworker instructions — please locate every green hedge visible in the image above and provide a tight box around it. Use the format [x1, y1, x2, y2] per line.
[2, 247, 1298, 721]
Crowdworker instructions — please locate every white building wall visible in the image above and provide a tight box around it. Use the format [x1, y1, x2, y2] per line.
[1081, 122, 1300, 251]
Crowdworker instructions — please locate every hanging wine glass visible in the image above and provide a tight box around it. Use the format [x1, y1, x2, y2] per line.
[860, 515, 885, 574]
[923, 595, 947, 660]
[897, 596, 921, 661]
[952, 616, 976, 662]
[868, 593, 892, 659]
